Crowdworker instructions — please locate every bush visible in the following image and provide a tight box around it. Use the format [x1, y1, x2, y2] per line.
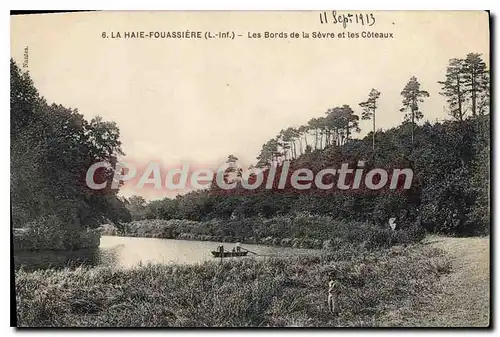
[105, 214, 425, 252]
[13, 215, 101, 251]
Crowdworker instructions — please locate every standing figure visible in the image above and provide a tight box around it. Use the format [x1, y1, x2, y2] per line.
[235, 242, 241, 252]
[389, 217, 397, 231]
[328, 280, 341, 316]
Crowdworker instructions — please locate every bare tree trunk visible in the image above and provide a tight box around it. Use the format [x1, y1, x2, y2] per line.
[457, 76, 463, 121]
[372, 108, 376, 162]
[372, 109, 376, 152]
[471, 69, 477, 116]
[411, 108, 415, 146]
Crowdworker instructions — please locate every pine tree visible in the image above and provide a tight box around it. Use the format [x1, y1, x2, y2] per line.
[462, 53, 489, 116]
[438, 58, 467, 121]
[400, 76, 429, 145]
[359, 88, 381, 153]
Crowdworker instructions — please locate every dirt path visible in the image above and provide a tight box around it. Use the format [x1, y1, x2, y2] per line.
[385, 236, 490, 327]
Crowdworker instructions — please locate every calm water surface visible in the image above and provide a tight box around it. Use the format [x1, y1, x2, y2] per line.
[15, 236, 317, 270]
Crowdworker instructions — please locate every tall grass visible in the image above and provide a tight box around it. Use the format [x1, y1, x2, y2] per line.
[16, 243, 450, 327]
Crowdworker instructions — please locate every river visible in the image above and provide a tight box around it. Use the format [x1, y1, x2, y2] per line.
[14, 236, 317, 270]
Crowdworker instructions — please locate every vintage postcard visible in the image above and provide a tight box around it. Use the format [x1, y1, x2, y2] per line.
[11, 11, 490, 327]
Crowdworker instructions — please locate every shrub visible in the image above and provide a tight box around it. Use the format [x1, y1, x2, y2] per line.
[14, 215, 100, 251]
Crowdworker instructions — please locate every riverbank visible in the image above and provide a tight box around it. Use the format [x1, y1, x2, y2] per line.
[15, 241, 451, 327]
[13, 227, 101, 251]
[101, 216, 424, 250]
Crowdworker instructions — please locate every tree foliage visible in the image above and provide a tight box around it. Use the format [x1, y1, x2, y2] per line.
[359, 88, 381, 153]
[438, 58, 467, 121]
[439, 54, 490, 120]
[463, 53, 489, 116]
[11, 59, 131, 228]
[400, 76, 430, 145]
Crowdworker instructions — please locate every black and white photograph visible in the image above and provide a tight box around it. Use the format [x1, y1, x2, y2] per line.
[10, 10, 491, 327]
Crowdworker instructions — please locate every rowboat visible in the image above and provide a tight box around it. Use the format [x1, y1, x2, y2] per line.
[211, 251, 249, 258]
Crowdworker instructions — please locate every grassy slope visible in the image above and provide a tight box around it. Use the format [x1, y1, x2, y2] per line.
[379, 236, 490, 327]
[16, 242, 451, 327]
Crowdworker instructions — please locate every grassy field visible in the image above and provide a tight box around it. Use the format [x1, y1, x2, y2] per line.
[15, 241, 452, 327]
[378, 236, 490, 327]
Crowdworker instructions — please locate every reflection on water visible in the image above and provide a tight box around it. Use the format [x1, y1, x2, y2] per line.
[14, 236, 316, 270]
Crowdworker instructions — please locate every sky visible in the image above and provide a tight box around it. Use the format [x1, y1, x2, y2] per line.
[11, 11, 490, 199]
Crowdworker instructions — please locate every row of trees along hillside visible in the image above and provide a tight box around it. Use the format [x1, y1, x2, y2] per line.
[126, 53, 490, 236]
[11, 59, 132, 229]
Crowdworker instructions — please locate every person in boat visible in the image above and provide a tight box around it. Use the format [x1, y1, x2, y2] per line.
[218, 244, 224, 254]
[235, 242, 241, 252]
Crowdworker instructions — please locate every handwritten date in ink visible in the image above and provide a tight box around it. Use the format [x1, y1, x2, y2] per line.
[319, 11, 376, 28]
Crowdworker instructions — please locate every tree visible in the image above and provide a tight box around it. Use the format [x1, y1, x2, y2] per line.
[10, 59, 130, 228]
[359, 88, 381, 153]
[438, 58, 467, 121]
[288, 127, 300, 159]
[144, 197, 180, 220]
[298, 125, 309, 154]
[316, 117, 327, 149]
[476, 80, 490, 116]
[462, 53, 489, 117]
[256, 139, 279, 167]
[224, 154, 242, 183]
[400, 76, 429, 145]
[10, 59, 41, 141]
[307, 118, 320, 150]
[125, 196, 147, 220]
[276, 130, 291, 160]
[325, 105, 360, 146]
